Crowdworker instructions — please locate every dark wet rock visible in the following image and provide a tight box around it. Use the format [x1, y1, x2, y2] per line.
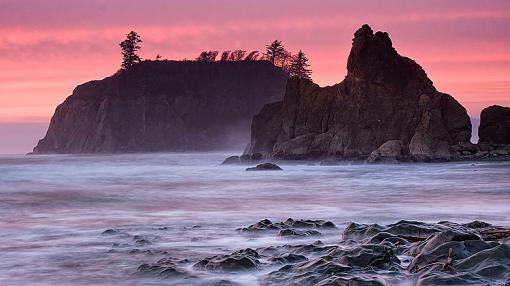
[330, 244, 400, 268]
[478, 105, 510, 145]
[344, 220, 450, 243]
[246, 24, 471, 162]
[284, 218, 336, 229]
[409, 239, 496, 273]
[201, 279, 241, 286]
[193, 248, 260, 272]
[135, 239, 152, 246]
[33, 60, 287, 153]
[415, 244, 510, 285]
[101, 229, 119, 235]
[245, 162, 282, 171]
[452, 142, 479, 155]
[269, 253, 308, 264]
[137, 258, 190, 278]
[221, 156, 240, 165]
[314, 276, 386, 286]
[262, 257, 352, 286]
[239, 218, 336, 233]
[238, 218, 279, 232]
[278, 229, 322, 237]
[463, 220, 492, 229]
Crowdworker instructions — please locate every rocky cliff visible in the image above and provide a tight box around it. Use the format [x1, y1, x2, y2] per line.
[33, 60, 287, 153]
[246, 24, 472, 162]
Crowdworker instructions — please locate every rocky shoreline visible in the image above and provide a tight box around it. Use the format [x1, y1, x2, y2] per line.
[222, 141, 510, 166]
[104, 218, 510, 285]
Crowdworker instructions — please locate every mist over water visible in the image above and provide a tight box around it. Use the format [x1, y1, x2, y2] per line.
[1, 153, 509, 285]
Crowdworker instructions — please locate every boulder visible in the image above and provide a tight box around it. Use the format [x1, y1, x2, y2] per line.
[193, 248, 260, 272]
[367, 140, 405, 162]
[221, 156, 240, 165]
[245, 162, 282, 171]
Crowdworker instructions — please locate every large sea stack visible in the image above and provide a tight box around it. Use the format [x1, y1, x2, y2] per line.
[33, 60, 287, 153]
[246, 24, 472, 162]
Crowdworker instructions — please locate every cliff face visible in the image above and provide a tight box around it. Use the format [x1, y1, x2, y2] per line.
[479, 105, 510, 145]
[247, 25, 472, 161]
[33, 60, 287, 153]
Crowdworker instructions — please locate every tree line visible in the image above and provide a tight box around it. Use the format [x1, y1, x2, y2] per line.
[120, 31, 311, 80]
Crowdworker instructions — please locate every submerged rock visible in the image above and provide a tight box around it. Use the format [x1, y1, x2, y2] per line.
[221, 156, 240, 165]
[136, 258, 190, 278]
[245, 163, 282, 171]
[193, 248, 260, 272]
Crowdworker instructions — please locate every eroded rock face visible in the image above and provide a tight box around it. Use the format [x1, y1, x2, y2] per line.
[478, 105, 510, 145]
[33, 61, 287, 153]
[247, 24, 471, 162]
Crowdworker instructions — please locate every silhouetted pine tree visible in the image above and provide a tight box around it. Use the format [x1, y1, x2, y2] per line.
[289, 50, 312, 80]
[264, 40, 286, 65]
[119, 31, 142, 69]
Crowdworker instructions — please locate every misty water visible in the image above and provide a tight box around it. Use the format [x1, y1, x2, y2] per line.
[1, 153, 509, 285]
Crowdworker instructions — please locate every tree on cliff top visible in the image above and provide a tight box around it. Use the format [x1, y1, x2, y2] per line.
[120, 31, 142, 69]
[289, 50, 312, 80]
[264, 40, 286, 65]
[196, 50, 219, 62]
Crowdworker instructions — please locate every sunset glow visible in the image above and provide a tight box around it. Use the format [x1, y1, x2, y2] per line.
[1, 0, 510, 152]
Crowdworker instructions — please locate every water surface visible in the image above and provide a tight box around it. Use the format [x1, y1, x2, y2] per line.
[1, 153, 509, 285]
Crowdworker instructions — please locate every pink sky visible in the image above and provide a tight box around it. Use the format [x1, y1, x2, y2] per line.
[1, 0, 509, 153]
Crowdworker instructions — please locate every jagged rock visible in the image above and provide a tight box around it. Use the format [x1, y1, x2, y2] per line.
[343, 220, 444, 242]
[269, 253, 308, 264]
[330, 244, 401, 268]
[193, 248, 260, 272]
[239, 218, 335, 232]
[415, 244, 510, 285]
[136, 258, 190, 278]
[33, 61, 287, 153]
[478, 105, 510, 145]
[245, 162, 282, 171]
[278, 229, 322, 237]
[246, 24, 471, 162]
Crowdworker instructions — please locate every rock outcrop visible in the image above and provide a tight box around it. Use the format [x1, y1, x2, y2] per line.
[246, 25, 472, 162]
[33, 60, 287, 153]
[478, 105, 510, 145]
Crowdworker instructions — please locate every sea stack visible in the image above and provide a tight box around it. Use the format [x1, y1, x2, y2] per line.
[32, 60, 287, 153]
[478, 105, 510, 145]
[246, 24, 472, 162]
